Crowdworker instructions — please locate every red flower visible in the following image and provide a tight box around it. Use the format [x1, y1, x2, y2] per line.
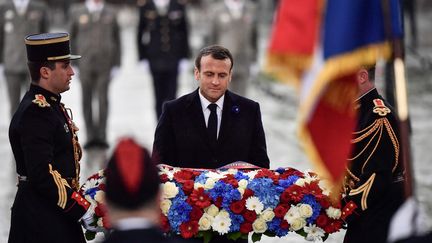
[323, 219, 342, 233]
[242, 188, 254, 199]
[316, 214, 329, 229]
[174, 170, 195, 183]
[160, 214, 170, 233]
[240, 222, 252, 234]
[98, 183, 106, 191]
[182, 180, 195, 195]
[279, 168, 304, 179]
[274, 204, 289, 218]
[284, 185, 304, 203]
[243, 209, 257, 223]
[190, 206, 204, 221]
[94, 203, 107, 217]
[190, 188, 211, 209]
[302, 181, 323, 195]
[160, 174, 169, 183]
[230, 200, 245, 214]
[180, 221, 199, 238]
[214, 197, 223, 208]
[280, 220, 289, 230]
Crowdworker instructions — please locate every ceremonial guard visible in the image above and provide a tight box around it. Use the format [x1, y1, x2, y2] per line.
[8, 33, 96, 243]
[137, 0, 190, 119]
[69, 0, 121, 149]
[0, 0, 49, 117]
[342, 67, 405, 243]
[207, 0, 258, 96]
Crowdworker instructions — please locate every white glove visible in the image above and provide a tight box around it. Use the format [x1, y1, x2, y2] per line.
[179, 58, 190, 73]
[81, 203, 99, 232]
[110, 66, 120, 80]
[137, 60, 149, 73]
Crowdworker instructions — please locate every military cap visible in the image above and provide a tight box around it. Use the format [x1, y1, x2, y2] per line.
[105, 138, 160, 209]
[25, 32, 81, 62]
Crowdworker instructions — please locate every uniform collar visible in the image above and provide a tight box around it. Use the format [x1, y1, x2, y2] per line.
[30, 84, 62, 105]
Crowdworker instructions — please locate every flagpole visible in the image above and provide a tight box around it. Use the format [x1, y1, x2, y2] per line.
[381, 0, 415, 198]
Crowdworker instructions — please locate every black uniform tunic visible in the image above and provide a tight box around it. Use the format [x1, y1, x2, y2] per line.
[8, 84, 89, 243]
[343, 88, 405, 243]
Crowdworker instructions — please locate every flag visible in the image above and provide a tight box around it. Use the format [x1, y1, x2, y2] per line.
[264, 0, 323, 86]
[265, 0, 403, 185]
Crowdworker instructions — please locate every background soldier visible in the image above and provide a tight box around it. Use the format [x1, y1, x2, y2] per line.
[69, 0, 121, 149]
[0, 0, 48, 118]
[342, 66, 405, 243]
[207, 0, 258, 96]
[137, 0, 190, 119]
[8, 32, 98, 243]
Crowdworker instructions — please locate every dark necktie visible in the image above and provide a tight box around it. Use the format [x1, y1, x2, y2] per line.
[207, 103, 218, 142]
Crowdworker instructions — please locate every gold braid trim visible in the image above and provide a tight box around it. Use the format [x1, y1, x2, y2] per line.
[383, 118, 400, 172]
[349, 173, 376, 210]
[48, 164, 71, 209]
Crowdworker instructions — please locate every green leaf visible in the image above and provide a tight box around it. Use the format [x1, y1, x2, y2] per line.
[322, 233, 329, 241]
[227, 232, 242, 241]
[264, 231, 276, 237]
[85, 230, 96, 241]
[241, 233, 249, 239]
[251, 233, 262, 242]
[202, 231, 213, 243]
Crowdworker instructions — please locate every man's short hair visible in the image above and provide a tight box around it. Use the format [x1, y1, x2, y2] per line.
[27, 61, 56, 82]
[363, 64, 376, 82]
[194, 45, 234, 72]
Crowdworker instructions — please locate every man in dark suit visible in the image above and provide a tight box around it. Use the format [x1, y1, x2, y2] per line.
[104, 138, 188, 243]
[152, 45, 269, 170]
[341, 66, 405, 243]
[8, 32, 97, 243]
[137, 0, 190, 119]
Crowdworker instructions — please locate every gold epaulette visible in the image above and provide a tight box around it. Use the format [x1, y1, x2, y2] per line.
[372, 99, 391, 116]
[32, 94, 50, 108]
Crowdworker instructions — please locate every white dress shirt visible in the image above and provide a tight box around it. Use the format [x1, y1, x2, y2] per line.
[199, 90, 224, 139]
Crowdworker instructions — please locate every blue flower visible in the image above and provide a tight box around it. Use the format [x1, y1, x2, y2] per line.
[231, 105, 240, 114]
[229, 212, 244, 232]
[301, 194, 322, 224]
[279, 175, 300, 188]
[209, 181, 241, 210]
[248, 178, 280, 208]
[167, 191, 192, 233]
[234, 171, 249, 181]
[268, 218, 289, 237]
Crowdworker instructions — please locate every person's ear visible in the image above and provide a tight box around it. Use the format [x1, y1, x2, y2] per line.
[194, 67, 199, 81]
[356, 69, 368, 85]
[40, 67, 50, 79]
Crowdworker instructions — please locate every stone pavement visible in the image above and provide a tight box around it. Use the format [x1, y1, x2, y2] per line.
[1, 4, 432, 243]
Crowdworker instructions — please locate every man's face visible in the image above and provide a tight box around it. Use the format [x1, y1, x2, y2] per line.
[46, 61, 75, 94]
[195, 55, 232, 103]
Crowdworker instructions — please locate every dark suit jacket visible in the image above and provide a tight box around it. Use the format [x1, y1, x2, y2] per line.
[104, 227, 188, 243]
[153, 89, 269, 169]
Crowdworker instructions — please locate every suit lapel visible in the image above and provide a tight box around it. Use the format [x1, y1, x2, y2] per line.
[186, 90, 212, 148]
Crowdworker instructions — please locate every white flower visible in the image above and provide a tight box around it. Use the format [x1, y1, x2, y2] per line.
[160, 199, 172, 215]
[260, 208, 275, 222]
[237, 187, 245, 197]
[289, 217, 306, 231]
[295, 178, 306, 187]
[97, 217, 104, 227]
[326, 206, 342, 219]
[204, 204, 219, 217]
[299, 204, 313, 218]
[245, 170, 258, 179]
[94, 190, 105, 203]
[162, 182, 179, 199]
[97, 170, 104, 177]
[198, 213, 214, 231]
[212, 211, 231, 235]
[218, 209, 230, 219]
[238, 179, 248, 189]
[246, 196, 264, 214]
[194, 182, 204, 189]
[81, 178, 99, 192]
[206, 171, 224, 180]
[252, 218, 267, 233]
[226, 169, 238, 175]
[304, 224, 325, 241]
[284, 206, 301, 224]
[204, 178, 216, 189]
[318, 180, 331, 196]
